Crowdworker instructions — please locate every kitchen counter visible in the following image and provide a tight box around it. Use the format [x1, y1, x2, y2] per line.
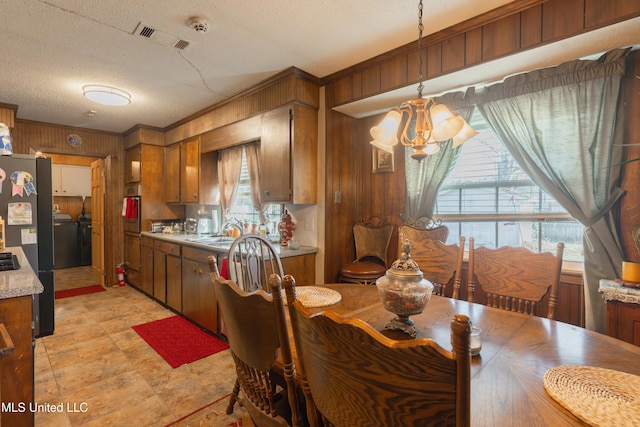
[0, 246, 44, 299]
[0, 246, 42, 427]
[141, 231, 318, 258]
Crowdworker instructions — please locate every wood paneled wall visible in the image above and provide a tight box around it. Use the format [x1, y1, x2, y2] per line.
[324, 0, 640, 108]
[165, 68, 320, 145]
[323, 0, 640, 284]
[10, 120, 123, 286]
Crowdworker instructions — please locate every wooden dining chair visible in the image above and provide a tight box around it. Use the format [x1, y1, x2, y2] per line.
[208, 255, 241, 415]
[467, 239, 565, 319]
[212, 273, 303, 427]
[281, 274, 471, 427]
[400, 234, 465, 299]
[398, 223, 450, 248]
[338, 216, 393, 284]
[227, 234, 284, 292]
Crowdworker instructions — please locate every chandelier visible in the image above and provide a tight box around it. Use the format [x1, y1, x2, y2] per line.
[370, 0, 477, 161]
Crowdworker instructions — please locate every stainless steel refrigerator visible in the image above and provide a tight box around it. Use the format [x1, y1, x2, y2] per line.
[0, 154, 54, 337]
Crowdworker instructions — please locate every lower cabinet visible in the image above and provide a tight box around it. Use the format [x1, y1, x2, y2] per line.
[135, 235, 316, 336]
[606, 300, 640, 346]
[281, 253, 316, 286]
[141, 237, 154, 296]
[153, 240, 181, 306]
[153, 250, 166, 302]
[124, 233, 141, 288]
[166, 254, 182, 311]
[182, 247, 218, 334]
[0, 295, 35, 427]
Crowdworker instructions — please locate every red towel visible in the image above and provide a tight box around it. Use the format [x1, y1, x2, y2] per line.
[125, 197, 133, 219]
[220, 257, 229, 280]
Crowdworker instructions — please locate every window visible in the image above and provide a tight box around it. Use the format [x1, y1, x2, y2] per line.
[434, 109, 583, 261]
[225, 147, 282, 231]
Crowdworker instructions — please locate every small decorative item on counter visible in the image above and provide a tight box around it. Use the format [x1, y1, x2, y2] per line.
[251, 223, 258, 234]
[243, 221, 251, 235]
[375, 239, 434, 338]
[278, 210, 296, 247]
[288, 239, 300, 250]
[259, 224, 267, 237]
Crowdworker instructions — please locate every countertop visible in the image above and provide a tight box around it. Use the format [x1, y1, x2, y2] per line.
[0, 246, 44, 299]
[140, 232, 318, 259]
[599, 279, 640, 305]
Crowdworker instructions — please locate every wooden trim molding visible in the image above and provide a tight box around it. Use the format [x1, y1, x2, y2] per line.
[322, 0, 640, 108]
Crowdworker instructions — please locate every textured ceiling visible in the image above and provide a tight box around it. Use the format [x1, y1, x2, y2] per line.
[0, 0, 515, 133]
[0, 1, 638, 134]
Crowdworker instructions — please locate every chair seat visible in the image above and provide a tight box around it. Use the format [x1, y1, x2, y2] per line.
[340, 261, 386, 284]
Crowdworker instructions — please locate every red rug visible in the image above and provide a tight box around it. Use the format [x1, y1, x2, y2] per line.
[54, 284, 106, 299]
[132, 315, 229, 368]
[165, 393, 248, 426]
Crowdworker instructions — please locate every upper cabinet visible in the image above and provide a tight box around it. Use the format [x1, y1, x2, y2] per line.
[124, 146, 141, 183]
[180, 137, 200, 204]
[164, 143, 180, 203]
[125, 144, 184, 232]
[52, 164, 91, 197]
[165, 137, 218, 205]
[261, 104, 317, 204]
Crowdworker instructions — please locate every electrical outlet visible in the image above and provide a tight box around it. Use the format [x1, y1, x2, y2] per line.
[304, 218, 315, 231]
[334, 191, 341, 204]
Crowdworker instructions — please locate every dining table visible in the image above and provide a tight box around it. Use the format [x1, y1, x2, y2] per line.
[280, 283, 640, 426]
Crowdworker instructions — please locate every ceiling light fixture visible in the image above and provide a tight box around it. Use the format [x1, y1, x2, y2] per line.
[83, 85, 131, 106]
[369, 0, 477, 161]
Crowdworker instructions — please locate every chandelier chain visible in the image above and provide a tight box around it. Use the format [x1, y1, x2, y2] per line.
[417, 0, 424, 97]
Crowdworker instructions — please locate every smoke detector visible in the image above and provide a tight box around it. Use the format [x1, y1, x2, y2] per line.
[189, 17, 209, 34]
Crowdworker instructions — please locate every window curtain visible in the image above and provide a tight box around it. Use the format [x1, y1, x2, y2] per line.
[217, 145, 243, 215]
[244, 142, 269, 224]
[402, 90, 475, 225]
[476, 48, 629, 333]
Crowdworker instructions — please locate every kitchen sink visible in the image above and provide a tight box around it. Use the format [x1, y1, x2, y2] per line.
[185, 236, 235, 246]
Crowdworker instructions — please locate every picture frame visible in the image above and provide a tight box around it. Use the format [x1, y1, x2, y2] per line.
[372, 146, 394, 173]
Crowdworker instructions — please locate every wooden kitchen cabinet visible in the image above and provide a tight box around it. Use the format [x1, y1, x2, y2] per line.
[0, 295, 35, 427]
[153, 239, 181, 308]
[281, 253, 316, 287]
[606, 300, 640, 346]
[261, 104, 317, 204]
[124, 146, 142, 183]
[166, 254, 182, 311]
[153, 250, 166, 302]
[175, 137, 218, 204]
[182, 247, 218, 333]
[180, 137, 200, 203]
[141, 237, 154, 296]
[124, 233, 141, 288]
[164, 143, 180, 203]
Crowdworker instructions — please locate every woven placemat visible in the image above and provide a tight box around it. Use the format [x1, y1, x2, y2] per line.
[543, 366, 640, 426]
[286, 286, 342, 308]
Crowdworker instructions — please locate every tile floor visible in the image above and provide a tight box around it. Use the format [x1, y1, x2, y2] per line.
[34, 267, 237, 426]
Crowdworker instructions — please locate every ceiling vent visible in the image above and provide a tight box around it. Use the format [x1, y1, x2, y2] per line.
[133, 22, 192, 50]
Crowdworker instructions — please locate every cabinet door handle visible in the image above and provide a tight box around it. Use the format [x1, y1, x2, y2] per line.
[264, 190, 270, 196]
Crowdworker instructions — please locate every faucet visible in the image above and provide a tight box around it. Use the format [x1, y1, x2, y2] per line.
[222, 217, 242, 238]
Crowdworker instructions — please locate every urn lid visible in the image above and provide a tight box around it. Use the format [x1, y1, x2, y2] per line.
[387, 239, 423, 279]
